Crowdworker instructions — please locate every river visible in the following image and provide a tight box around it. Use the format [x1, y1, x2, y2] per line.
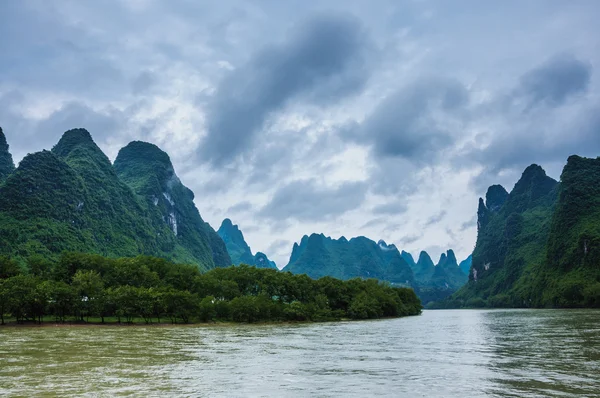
[1, 309, 599, 397]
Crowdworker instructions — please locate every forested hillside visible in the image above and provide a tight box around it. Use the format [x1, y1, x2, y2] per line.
[439, 158, 600, 308]
[0, 128, 229, 271]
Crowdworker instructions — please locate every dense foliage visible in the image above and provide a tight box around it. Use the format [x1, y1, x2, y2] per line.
[0, 129, 229, 270]
[435, 159, 600, 309]
[217, 219, 277, 268]
[114, 141, 231, 268]
[0, 253, 422, 325]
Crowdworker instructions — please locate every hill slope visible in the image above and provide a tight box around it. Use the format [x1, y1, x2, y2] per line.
[430, 250, 468, 289]
[441, 159, 600, 308]
[283, 235, 415, 285]
[114, 141, 231, 269]
[459, 255, 472, 275]
[0, 128, 228, 271]
[217, 219, 277, 269]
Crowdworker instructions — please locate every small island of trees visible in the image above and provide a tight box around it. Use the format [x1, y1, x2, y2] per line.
[0, 253, 422, 325]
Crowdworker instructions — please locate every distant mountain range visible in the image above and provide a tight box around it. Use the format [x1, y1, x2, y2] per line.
[281, 233, 469, 303]
[283, 235, 414, 284]
[217, 219, 277, 269]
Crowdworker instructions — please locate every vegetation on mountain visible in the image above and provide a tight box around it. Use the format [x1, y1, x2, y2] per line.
[0, 253, 421, 325]
[413, 251, 435, 283]
[114, 141, 231, 268]
[217, 219, 276, 269]
[407, 250, 468, 304]
[283, 235, 415, 285]
[430, 250, 468, 289]
[0, 129, 228, 271]
[435, 158, 600, 308]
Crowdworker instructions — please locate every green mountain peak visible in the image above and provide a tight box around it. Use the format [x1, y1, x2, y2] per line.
[52, 128, 97, 156]
[485, 185, 508, 212]
[115, 141, 231, 268]
[217, 219, 277, 269]
[401, 250, 417, 270]
[443, 156, 600, 309]
[0, 129, 231, 271]
[283, 234, 415, 285]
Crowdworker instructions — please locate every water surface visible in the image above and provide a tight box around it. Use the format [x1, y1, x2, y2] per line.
[1, 309, 599, 397]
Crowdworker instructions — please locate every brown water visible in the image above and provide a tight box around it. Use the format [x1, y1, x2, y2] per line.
[1, 309, 599, 397]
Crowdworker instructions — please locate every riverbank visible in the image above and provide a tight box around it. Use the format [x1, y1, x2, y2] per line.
[0, 315, 416, 328]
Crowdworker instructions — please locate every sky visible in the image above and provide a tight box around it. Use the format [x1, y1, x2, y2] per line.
[1, 0, 599, 268]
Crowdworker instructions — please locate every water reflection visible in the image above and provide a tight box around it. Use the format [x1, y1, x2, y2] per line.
[0, 310, 598, 397]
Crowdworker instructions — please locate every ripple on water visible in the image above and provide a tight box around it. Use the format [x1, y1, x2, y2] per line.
[1, 310, 600, 397]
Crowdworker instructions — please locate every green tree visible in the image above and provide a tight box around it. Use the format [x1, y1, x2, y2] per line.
[45, 280, 78, 323]
[198, 296, 216, 322]
[134, 287, 155, 324]
[348, 292, 382, 320]
[3, 275, 39, 323]
[72, 270, 105, 321]
[0, 256, 20, 279]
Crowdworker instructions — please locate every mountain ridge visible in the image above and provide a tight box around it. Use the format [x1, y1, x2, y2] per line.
[217, 218, 277, 269]
[0, 128, 229, 271]
[439, 158, 600, 308]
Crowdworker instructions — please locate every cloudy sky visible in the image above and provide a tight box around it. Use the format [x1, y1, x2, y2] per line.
[1, 0, 599, 267]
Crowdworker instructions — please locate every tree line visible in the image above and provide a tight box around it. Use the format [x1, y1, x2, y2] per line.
[0, 253, 422, 325]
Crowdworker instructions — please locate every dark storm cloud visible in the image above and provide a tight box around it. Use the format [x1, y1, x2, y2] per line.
[346, 77, 469, 161]
[459, 216, 477, 231]
[0, 96, 146, 160]
[227, 201, 254, 214]
[0, 2, 125, 97]
[517, 53, 592, 109]
[424, 210, 447, 227]
[258, 179, 367, 221]
[360, 217, 387, 229]
[35, 103, 123, 143]
[465, 53, 597, 190]
[372, 201, 408, 215]
[400, 234, 422, 245]
[132, 71, 158, 96]
[445, 227, 457, 241]
[200, 13, 372, 166]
